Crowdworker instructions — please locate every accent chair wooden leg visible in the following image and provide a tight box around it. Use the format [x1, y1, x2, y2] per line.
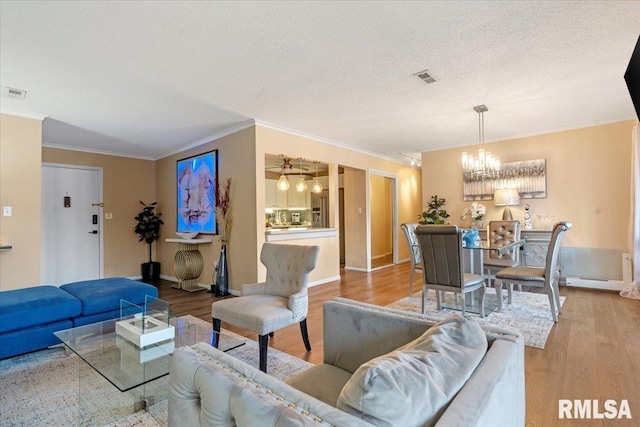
[212, 318, 221, 348]
[300, 319, 311, 351]
[258, 334, 269, 373]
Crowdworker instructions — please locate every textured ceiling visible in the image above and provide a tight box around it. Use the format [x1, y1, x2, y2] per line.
[1, 1, 639, 162]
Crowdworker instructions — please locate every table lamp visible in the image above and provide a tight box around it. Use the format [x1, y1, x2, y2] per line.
[494, 188, 520, 220]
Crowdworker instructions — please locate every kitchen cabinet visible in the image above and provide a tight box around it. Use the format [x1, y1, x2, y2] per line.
[265, 179, 276, 208]
[288, 186, 307, 208]
[265, 179, 288, 208]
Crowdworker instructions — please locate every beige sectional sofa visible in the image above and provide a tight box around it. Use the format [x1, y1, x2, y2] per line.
[168, 298, 525, 427]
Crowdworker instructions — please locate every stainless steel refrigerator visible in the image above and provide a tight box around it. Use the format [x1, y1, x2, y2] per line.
[310, 189, 329, 228]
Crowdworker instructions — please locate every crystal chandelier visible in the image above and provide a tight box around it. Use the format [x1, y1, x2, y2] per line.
[461, 105, 500, 179]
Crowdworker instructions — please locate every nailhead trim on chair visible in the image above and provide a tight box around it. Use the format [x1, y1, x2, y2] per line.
[189, 346, 336, 426]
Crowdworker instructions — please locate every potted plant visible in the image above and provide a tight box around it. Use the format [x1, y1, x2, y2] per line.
[134, 201, 164, 282]
[418, 195, 450, 224]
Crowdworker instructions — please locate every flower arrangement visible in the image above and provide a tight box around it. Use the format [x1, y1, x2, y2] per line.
[462, 201, 486, 221]
[215, 178, 232, 243]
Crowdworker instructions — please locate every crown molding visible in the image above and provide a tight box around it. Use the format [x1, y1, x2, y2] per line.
[157, 119, 256, 160]
[254, 119, 408, 167]
[1, 108, 49, 121]
[42, 142, 156, 161]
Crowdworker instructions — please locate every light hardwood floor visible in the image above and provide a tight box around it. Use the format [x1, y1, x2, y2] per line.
[156, 263, 640, 427]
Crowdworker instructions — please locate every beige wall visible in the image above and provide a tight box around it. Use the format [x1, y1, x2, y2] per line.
[4, 118, 421, 291]
[42, 147, 156, 277]
[255, 125, 423, 275]
[421, 120, 635, 251]
[0, 114, 43, 290]
[344, 168, 368, 270]
[155, 127, 259, 291]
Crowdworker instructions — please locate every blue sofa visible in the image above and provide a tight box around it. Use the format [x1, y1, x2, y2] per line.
[0, 278, 158, 359]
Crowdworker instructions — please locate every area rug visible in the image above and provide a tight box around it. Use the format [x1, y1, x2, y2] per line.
[387, 289, 565, 349]
[0, 315, 313, 427]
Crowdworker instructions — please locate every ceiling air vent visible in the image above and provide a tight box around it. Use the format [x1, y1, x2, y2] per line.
[414, 69, 437, 84]
[3, 87, 27, 100]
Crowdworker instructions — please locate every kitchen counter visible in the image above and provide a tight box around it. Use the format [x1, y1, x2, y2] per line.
[265, 227, 337, 242]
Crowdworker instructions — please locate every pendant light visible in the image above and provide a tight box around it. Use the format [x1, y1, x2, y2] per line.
[312, 161, 323, 193]
[295, 158, 307, 192]
[461, 105, 500, 178]
[277, 159, 289, 191]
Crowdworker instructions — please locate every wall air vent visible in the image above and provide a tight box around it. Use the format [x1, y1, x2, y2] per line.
[413, 69, 437, 84]
[3, 87, 27, 100]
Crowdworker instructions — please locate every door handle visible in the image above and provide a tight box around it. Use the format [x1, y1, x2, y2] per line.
[88, 230, 99, 234]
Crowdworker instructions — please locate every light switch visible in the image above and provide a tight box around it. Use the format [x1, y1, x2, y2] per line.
[3, 207, 11, 217]
[105, 212, 113, 220]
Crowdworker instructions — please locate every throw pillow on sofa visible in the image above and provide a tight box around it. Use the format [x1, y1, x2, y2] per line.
[336, 314, 487, 427]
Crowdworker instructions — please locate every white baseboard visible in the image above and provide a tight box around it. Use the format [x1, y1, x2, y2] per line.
[344, 266, 369, 272]
[309, 275, 340, 287]
[159, 274, 212, 291]
[157, 274, 335, 293]
[565, 277, 626, 291]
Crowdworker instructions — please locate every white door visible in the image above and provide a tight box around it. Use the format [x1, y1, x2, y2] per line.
[41, 164, 103, 285]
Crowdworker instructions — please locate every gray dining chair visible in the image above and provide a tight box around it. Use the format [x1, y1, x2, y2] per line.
[415, 224, 487, 317]
[484, 220, 521, 310]
[400, 223, 423, 296]
[211, 243, 319, 372]
[495, 221, 572, 322]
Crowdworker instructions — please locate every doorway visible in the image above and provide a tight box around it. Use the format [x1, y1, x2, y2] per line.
[369, 173, 396, 270]
[41, 164, 103, 285]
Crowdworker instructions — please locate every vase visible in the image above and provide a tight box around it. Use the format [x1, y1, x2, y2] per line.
[473, 220, 484, 230]
[215, 243, 230, 297]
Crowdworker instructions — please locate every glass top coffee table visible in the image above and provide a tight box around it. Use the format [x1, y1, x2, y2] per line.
[55, 316, 244, 426]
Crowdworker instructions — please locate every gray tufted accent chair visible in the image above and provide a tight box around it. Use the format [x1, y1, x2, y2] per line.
[211, 243, 320, 372]
[495, 221, 571, 322]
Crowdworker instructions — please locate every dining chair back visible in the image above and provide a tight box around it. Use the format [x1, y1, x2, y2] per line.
[495, 221, 572, 322]
[400, 223, 422, 296]
[484, 221, 522, 296]
[415, 225, 487, 317]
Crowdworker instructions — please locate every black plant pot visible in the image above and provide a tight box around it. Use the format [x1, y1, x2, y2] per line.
[141, 261, 161, 282]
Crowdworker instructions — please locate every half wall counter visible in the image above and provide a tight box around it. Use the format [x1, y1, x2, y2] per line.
[264, 227, 339, 286]
[265, 227, 337, 242]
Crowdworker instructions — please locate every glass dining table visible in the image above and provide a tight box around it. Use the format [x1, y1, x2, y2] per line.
[440, 238, 526, 314]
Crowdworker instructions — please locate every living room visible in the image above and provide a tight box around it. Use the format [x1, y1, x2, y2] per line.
[1, 2, 640, 427]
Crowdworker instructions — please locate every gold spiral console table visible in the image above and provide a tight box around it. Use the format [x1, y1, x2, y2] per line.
[165, 238, 213, 292]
